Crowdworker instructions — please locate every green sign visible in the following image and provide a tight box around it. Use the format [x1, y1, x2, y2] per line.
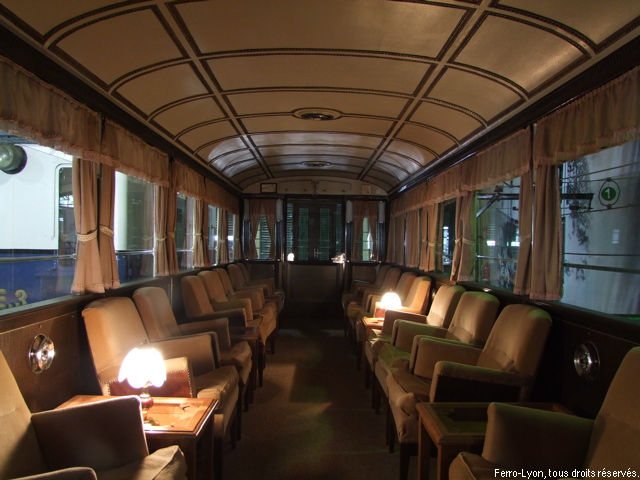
[599, 180, 619, 206]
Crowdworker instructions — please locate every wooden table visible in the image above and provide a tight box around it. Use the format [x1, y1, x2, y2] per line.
[58, 395, 217, 480]
[416, 402, 569, 480]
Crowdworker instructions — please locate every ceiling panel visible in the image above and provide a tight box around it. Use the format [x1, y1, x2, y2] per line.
[0, 0, 637, 195]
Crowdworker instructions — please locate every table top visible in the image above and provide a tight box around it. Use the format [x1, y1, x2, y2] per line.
[58, 395, 217, 436]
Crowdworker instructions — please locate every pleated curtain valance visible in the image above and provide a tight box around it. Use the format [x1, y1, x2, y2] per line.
[205, 178, 239, 214]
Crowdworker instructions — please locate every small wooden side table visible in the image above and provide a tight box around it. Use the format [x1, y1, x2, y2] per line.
[58, 395, 217, 480]
[416, 402, 570, 480]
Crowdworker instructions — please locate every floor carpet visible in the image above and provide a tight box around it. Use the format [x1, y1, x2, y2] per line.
[222, 314, 419, 479]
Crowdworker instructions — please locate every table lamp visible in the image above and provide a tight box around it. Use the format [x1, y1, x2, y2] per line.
[118, 347, 166, 417]
[374, 291, 402, 317]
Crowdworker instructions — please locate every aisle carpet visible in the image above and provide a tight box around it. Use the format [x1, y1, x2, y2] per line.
[223, 314, 418, 479]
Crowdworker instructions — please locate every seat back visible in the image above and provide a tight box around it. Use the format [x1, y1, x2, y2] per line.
[379, 267, 401, 292]
[238, 262, 251, 283]
[477, 304, 552, 398]
[227, 263, 247, 291]
[82, 297, 149, 386]
[181, 275, 215, 318]
[586, 346, 640, 469]
[132, 286, 182, 341]
[373, 264, 391, 288]
[0, 350, 47, 478]
[395, 272, 417, 304]
[445, 291, 499, 345]
[198, 270, 230, 303]
[426, 284, 465, 327]
[214, 267, 236, 296]
[401, 276, 432, 315]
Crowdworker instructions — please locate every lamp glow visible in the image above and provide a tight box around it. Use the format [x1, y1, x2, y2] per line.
[118, 347, 166, 416]
[380, 291, 402, 310]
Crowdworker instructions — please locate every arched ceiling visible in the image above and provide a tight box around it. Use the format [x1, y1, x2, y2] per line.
[0, 0, 639, 194]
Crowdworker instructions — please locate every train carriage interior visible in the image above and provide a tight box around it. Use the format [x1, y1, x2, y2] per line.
[0, 1, 639, 479]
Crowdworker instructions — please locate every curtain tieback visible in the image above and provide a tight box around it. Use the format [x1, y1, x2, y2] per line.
[156, 236, 166, 242]
[427, 242, 436, 247]
[77, 229, 97, 242]
[167, 232, 175, 238]
[99, 225, 114, 237]
[462, 238, 474, 246]
[194, 232, 202, 236]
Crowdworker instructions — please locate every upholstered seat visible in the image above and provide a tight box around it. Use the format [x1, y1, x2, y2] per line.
[133, 285, 254, 411]
[213, 267, 279, 322]
[0, 349, 187, 480]
[386, 303, 552, 480]
[227, 263, 285, 313]
[341, 264, 391, 312]
[82, 296, 239, 480]
[450, 345, 640, 479]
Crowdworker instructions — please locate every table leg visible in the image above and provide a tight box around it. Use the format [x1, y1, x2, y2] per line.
[418, 418, 433, 480]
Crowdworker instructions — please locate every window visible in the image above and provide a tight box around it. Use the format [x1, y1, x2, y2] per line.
[210, 206, 219, 263]
[114, 172, 154, 282]
[475, 179, 520, 290]
[286, 200, 343, 261]
[561, 139, 640, 316]
[438, 200, 456, 274]
[254, 216, 271, 259]
[227, 213, 236, 261]
[0, 137, 75, 310]
[175, 193, 195, 270]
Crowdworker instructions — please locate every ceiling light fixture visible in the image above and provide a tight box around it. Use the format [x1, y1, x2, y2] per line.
[303, 160, 331, 168]
[293, 108, 342, 121]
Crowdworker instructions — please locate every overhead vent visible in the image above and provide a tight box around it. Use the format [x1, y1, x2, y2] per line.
[293, 108, 342, 121]
[303, 160, 331, 168]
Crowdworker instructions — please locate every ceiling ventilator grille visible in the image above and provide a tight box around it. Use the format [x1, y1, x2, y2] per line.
[293, 108, 342, 121]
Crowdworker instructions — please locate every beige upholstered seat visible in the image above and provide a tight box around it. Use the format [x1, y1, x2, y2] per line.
[82, 296, 239, 480]
[133, 285, 254, 411]
[386, 303, 552, 479]
[341, 264, 391, 312]
[227, 263, 284, 313]
[214, 267, 279, 320]
[237, 262, 286, 310]
[450, 345, 640, 479]
[0, 349, 187, 480]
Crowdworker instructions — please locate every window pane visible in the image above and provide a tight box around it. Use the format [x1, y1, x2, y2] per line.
[359, 217, 373, 261]
[256, 216, 271, 259]
[286, 202, 294, 260]
[208, 205, 218, 264]
[561, 139, 640, 316]
[298, 207, 309, 261]
[439, 200, 456, 274]
[475, 179, 520, 290]
[227, 213, 235, 261]
[175, 193, 194, 270]
[335, 203, 343, 255]
[114, 172, 154, 282]
[0, 138, 75, 310]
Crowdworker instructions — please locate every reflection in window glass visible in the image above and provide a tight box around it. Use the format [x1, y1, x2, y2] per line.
[114, 172, 154, 282]
[475, 179, 520, 290]
[561, 139, 640, 316]
[175, 193, 195, 270]
[438, 200, 456, 274]
[208, 205, 218, 264]
[0, 139, 75, 310]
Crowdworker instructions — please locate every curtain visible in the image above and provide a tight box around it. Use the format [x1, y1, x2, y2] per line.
[248, 199, 276, 259]
[514, 170, 533, 295]
[386, 214, 396, 263]
[71, 158, 104, 294]
[404, 209, 420, 268]
[427, 203, 440, 272]
[394, 215, 405, 265]
[418, 207, 428, 271]
[166, 188, 179, 275]
[352, 201, 378, 261]
[218, 209, 229, 264]
[450, 192, 475, 282]
[153, 185, 169, 276]
[192, 199, 206, 267]
[98, 164, 119, 289]
[205, 178, 239, 215]
[530, 165, 562, 300]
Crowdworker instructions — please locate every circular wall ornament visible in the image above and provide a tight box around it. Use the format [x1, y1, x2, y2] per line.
[598, 179, 619, 207]
[29, 334, 55, 373]
[573, 342, 599, 380]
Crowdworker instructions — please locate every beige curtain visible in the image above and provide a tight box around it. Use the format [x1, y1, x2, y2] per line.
[530, 165, 562, 300]
[514, 170, 533, 295]
[98, 164, 119, 289]
[71, 158, 104, 294]
[386, 214, 396, 263]
[394, 215, 405, 265]
[352, 201, 378, 261]
[248, 199, 276, 259]
[404, 209, 420, 268]
[205, 178, 239, 215]
[166, 189, 179, 275]
[424, 204, 439, 272]
[192, 199, 206, 267]
[218, 210, 229, 264]
[153, 185, 169, 276]
[450, 192, 475, 282]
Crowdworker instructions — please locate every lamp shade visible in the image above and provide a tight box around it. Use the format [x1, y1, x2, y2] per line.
[118, 347, 166, 389]
[380, 291, 402, 310]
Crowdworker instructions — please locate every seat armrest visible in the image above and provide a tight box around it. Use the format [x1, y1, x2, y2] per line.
[384, 310, 427, 327]
[482, 403, 593, 469]
[393, 320, 442, 351]
[11, 468, 97, 480]
[149, 334, 215, 376]
[32, 396, 148, 472]
[212, 299, 252, 320]
[191, 308, 248, 327]
[411, 336, 482, 378]
[429, 361, 527, 402]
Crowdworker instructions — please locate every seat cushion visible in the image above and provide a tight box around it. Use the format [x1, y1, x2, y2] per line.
[97, 445, 187, 480]
[220, 341, 252, 385]
[448, 451, 496, 480]
[194, 365, 239, 404]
